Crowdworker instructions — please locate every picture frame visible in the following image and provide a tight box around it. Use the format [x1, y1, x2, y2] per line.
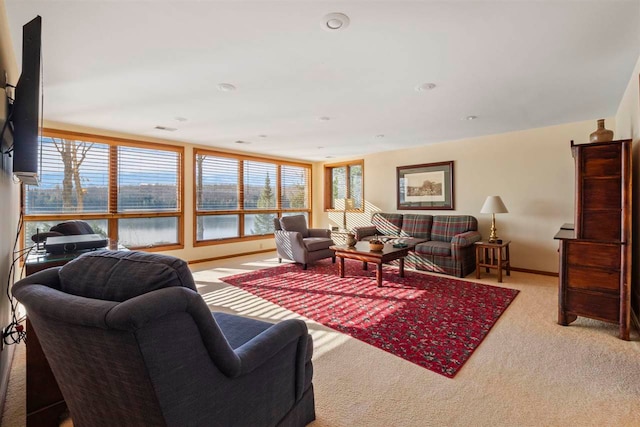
[397, 161, 454, 210]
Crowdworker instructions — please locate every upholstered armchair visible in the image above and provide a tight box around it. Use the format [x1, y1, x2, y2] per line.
[274, 215, 336, 270]
[12, 251, 316, 427]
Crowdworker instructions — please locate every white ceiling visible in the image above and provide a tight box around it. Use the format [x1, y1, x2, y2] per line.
[5, 1, 640, 162]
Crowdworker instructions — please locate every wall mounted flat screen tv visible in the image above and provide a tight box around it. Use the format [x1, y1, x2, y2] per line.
[12, 15, 42, 186]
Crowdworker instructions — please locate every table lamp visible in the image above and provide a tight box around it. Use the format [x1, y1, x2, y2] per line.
[480, 196, 508, 243]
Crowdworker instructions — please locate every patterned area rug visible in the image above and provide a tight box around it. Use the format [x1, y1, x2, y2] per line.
[222, 258, 519, 378]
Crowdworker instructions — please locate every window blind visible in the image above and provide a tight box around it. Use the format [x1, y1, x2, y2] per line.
[196, 154, 239, 211]
[117, 146, 180, 212]
[24, 137, 110, 214]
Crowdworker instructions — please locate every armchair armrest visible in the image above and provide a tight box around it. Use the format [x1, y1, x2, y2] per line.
[274, 230, 307, 263]
[308, 228, 330, 238]
[234, 319, 311, 399]
[451, 231, 482, 247]
[353, 226, 378, 241]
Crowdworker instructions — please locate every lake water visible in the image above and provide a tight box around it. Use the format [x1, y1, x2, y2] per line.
[25, 213, 306, 248]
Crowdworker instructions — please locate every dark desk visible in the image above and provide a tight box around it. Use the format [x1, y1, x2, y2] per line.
[24, 244, 123, 427]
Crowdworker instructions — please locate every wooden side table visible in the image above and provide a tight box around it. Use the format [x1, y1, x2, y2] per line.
[475, 240, 511, 283]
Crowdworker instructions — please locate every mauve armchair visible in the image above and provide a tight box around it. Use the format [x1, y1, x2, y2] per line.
[274, 215, 335, 270]
[12, 251, 316, 427]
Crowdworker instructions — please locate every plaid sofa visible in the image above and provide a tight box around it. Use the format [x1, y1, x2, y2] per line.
[353, 212, 481, 277]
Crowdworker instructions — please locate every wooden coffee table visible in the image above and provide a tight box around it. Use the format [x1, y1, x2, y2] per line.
[330, 241, 411, 287]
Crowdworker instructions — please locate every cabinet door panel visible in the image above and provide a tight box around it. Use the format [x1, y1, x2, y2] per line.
[567, 267, 620, 292]
[581, 145, 621, 176]
[565, 291, 619, 323]
[582, 177, 621, 210]
[566, 242, 620, 269]
[581, 212, 622, 241]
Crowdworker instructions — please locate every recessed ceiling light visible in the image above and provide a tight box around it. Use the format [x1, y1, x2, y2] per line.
[174, 117, 188, 122]
[465, 115, 478, 120]
[317, 146, 324, 149]
[376, 134, 385, 138]
[325, 155, 335, 159]
[322, 13, 350, 31]
[234, 140, 250, 144]
[154, 126, 177, 132]
[258, 134, 268, 138]
[415, 83, 436, 92]
[319, 116, 331, 121]
[217, 83, 237, 92]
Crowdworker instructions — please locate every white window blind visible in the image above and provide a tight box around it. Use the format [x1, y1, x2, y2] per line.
[25, 137, 110, 214]
[195, 154, 239, 211]
[117, 146, 180, 212]
[244, 161, 277, 210]
[281, 165, 309, 209]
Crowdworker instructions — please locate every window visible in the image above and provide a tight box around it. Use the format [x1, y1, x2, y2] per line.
[195, 150, 311, 244]
[324, 160, 364, 211]
[23, 130, 184, 250]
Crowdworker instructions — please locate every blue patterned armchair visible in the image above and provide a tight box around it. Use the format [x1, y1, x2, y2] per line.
[13, 251, 316, 427]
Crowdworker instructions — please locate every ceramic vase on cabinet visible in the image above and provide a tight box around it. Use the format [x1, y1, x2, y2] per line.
[589, 119, 614, 143]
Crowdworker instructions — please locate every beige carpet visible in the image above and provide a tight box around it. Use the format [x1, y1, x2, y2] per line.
[3, 252, 640, 426]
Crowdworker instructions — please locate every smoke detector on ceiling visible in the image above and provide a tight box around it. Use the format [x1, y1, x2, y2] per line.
[322, 13, 350, 31]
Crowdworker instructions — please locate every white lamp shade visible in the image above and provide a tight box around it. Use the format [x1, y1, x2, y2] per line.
[480, 196, 508, 214]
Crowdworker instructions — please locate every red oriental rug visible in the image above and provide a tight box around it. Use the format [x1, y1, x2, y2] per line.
[222, 258, 519, 378]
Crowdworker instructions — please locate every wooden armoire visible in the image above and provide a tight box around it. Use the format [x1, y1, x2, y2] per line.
[555, 139, 632, 340]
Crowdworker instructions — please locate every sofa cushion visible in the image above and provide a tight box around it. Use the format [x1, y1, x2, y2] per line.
[372, 213, 403, 236]
[415, 241, 452, 257]
[431, 215, 478, 242]
[59, 250, 197, 302]
[303, 237, 333, 251]
[400, 214, 433, 239]
[280, 215, 309, 238]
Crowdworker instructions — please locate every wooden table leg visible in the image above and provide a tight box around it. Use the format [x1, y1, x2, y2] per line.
[484, 248, 490, 273]
[399, 258, 405, 278]
[506, 244, 511, 276]
[497, 248, 503, 283]
[363, 261, 368, 271]
[476, 246, 481, 279]
[376, 263, 383, 287]
[339, 257, 345, 278]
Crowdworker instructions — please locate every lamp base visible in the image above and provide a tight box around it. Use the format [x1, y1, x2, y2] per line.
[488, 214, 498, 243]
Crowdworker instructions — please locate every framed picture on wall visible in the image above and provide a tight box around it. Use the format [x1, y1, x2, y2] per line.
[397, 161, 454, 210]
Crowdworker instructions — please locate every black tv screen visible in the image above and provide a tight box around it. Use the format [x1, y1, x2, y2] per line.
[12, 15, 41, 185]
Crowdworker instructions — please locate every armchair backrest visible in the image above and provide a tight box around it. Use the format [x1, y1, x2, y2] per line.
[50, 220, 95, 235]
[279, 215, 309, 238]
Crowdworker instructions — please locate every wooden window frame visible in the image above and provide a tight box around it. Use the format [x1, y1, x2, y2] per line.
[323, 159, 365, 212]
[193, 148, 312, 246]
[22, 128, 185, 251]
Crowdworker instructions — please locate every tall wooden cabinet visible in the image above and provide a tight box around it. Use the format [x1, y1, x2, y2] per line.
[555, 139, 632, 340]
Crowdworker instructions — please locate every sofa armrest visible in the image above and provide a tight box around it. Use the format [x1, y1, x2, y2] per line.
[353, 226, 378, 241]
[451, 230, 482, 247]
[308, 228, 330, 238]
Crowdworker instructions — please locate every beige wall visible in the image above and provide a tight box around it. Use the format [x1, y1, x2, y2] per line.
[614, 53, 640, 313]
[0, 0, 20, 411]
[313, 119, 612, 273]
